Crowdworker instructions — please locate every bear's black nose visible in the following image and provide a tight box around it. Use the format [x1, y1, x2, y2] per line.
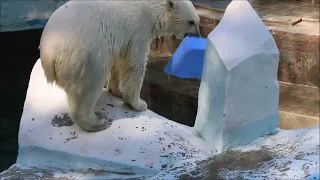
[188, 20, 195, 25]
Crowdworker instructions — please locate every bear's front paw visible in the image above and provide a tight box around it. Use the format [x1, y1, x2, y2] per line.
[77, 112, 110, 132]
[129, 99, 147, 112]
[108, 88, 122, 98]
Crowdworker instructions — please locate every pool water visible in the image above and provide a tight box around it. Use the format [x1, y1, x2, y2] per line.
[0, 29, 42, 171]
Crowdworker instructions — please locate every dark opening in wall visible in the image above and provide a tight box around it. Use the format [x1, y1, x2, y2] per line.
[0, 28, 43, 171]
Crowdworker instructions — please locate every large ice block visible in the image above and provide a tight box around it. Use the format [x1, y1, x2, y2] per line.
[194, 0, 280, 153]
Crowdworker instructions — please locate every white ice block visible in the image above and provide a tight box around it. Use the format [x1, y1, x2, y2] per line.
[194, 0, 280, 153]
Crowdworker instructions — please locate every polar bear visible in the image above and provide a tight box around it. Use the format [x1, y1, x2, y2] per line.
[39, 0, 201, 132]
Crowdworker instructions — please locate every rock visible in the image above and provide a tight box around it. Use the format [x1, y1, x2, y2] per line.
[194, 0, 280, 152]
[6, 59, 209, 179]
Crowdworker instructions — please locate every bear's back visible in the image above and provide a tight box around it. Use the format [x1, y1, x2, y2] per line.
[41, 0, 154, 57]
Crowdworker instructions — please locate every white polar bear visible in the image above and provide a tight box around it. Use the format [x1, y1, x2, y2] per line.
[39, 0, 201, 132]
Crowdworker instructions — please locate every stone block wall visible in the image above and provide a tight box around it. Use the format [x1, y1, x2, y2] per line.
[150, 6, 319, 87]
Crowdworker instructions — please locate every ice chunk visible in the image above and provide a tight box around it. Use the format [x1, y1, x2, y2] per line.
[194, 0, 280, 153]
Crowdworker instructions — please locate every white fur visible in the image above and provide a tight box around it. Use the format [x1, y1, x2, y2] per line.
[39, 0, 200, 132]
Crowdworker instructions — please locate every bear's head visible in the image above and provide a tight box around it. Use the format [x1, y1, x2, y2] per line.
[157, 0, 201, 39]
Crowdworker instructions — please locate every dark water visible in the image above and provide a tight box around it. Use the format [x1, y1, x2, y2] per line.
[0, 28, 43, 171]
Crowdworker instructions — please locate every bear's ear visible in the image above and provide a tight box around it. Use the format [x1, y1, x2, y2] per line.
[167, 0, 176, 9]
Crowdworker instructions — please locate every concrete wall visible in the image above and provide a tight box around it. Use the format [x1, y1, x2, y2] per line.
[150, 5, 320, 88]
[145, 5, 319, 129]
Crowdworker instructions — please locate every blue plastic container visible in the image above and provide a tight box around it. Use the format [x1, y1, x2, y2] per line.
[164, 36, 207, 78]
[306, 174, 320, 180]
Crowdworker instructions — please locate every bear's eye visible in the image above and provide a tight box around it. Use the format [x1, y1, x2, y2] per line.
[188, 20, 195, 25]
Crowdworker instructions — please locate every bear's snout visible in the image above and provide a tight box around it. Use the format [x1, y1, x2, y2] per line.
[184, 29, 201, 38]
[184, 24, 202, 38]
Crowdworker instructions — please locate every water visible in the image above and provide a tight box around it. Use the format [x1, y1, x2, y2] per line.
[0, 28, 43, 171]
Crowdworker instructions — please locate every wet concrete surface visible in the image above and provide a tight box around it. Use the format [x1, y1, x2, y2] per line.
[280, 82, 319, 117]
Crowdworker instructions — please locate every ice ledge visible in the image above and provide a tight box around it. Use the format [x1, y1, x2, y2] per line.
[2, 126, 319, 179]
[190, 125, 320, 180]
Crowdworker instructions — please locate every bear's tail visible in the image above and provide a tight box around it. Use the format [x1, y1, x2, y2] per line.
[40, 49, 57, 84]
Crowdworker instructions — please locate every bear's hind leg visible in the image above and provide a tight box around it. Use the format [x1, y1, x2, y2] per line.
[120, 48, 148, 112]
[66, 86, 109, 132]
[108, 62, 122, 98]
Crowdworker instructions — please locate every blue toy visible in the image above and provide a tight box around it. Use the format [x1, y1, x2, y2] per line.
[164, 36, 207, 79]
[306, 174, 320, 180]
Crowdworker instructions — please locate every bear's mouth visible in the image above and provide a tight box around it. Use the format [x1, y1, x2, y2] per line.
[184, 33, 200, 38]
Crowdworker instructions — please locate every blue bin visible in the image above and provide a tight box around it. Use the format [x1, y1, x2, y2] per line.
[164, 36, 207, 79]
[306, 174, 320, 180]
